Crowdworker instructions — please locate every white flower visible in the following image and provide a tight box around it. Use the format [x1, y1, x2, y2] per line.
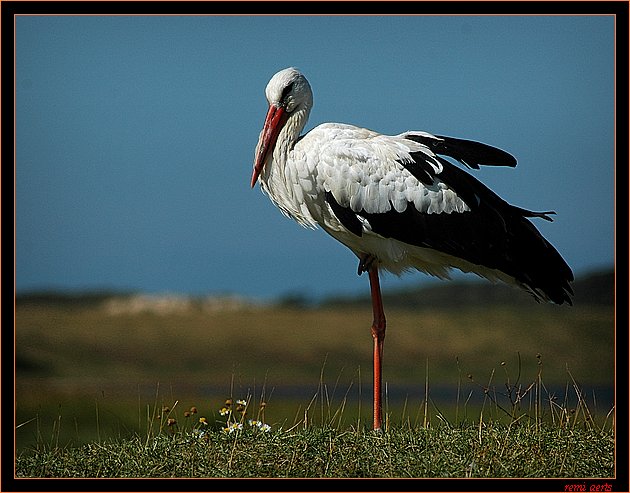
[236, 399, 247, 406]
[226, 422, 243, 433]
[260, 423, 271, 432]
[191, 429, 206, 439]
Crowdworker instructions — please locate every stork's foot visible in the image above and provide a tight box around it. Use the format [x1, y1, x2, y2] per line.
[357, 253, 378, 275]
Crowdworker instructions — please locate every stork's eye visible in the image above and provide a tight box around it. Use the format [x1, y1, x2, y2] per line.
[280, 82, 294, 103]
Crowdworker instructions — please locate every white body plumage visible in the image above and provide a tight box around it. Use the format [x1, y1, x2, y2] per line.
[259, 123, 486, 279]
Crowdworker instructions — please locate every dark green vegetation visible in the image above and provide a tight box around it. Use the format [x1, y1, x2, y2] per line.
[14, 270, 616, 478]
[15, 423, 614, 478]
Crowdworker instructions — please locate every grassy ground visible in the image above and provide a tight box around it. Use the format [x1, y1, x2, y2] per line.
[15, 422, 614, 478]
[15, 384, 616, 479]
[14, 297, 616, 478]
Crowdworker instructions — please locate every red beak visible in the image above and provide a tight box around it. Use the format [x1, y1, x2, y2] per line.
[251, 104, 288, 188]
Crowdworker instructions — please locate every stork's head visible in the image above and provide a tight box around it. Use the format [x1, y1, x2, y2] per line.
[251, 67, 313, 187]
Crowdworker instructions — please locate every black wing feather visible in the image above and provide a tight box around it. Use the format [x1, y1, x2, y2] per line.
[325, 191, 363, 236]
[405, 133, 517, 169]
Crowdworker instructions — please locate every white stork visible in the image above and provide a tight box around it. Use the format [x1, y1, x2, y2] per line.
[251, 67, 573, 431]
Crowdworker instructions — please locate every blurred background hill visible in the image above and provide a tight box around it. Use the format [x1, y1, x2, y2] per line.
[16, 268, 614, 310]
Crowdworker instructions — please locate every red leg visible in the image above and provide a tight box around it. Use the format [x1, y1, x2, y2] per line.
[368, 265, 386, 431]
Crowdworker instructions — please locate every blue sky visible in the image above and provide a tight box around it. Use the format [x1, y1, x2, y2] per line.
[15, 15, 615, 301]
